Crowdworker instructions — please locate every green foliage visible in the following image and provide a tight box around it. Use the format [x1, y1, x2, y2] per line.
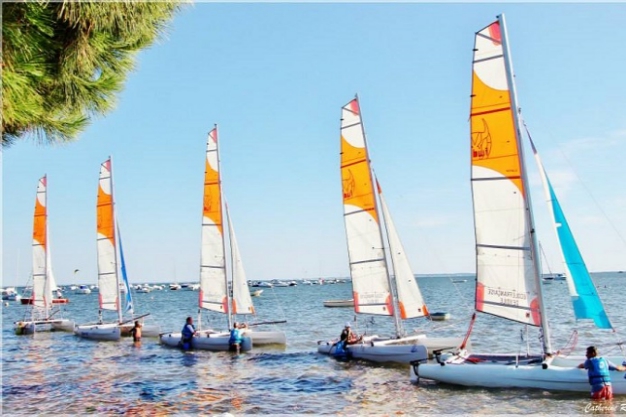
[2, 0, 183, 147]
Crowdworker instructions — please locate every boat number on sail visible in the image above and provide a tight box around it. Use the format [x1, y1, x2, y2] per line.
[487, 287, 527, 306]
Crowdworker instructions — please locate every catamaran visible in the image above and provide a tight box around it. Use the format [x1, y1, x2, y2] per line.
[317, 96, 464, 364]
[411, 14, 626, 393]
[15, 176, 74, 335]
[75, 158, 159, 341]
[160, 126, 286, 351]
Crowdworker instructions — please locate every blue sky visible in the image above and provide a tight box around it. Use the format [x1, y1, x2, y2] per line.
[3, 3, 626, 287]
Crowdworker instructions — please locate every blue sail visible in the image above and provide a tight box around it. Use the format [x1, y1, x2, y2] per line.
[117, 225, 134, 315]
[545, 179, 612, 329]
[527, 131, 613, 330]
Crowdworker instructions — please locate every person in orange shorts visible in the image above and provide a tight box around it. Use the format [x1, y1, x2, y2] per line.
[578, 345, 626, 399]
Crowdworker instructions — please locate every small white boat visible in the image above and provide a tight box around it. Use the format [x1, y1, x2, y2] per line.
[411, 14, 623, 394]
[14, 176, 74, 335]
[161, 126, 287, 351]
[323, 299, 354, 308]
[250, 289, 263, 297]
[75, 159, 157, 342]
[74, 285, 91, 294]
[318, 97, 462, 364]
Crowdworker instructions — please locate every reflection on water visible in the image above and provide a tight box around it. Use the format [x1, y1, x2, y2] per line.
[3, 273, 625, 414]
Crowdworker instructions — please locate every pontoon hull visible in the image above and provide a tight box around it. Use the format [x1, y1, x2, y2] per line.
[243, 330, 286, 345]
[160, 331, 253, 352]
[15, 319, 75, 335]
[317, 335, 438, 364]
[74, 323, 121, 341]
[412, 359, 626, 394]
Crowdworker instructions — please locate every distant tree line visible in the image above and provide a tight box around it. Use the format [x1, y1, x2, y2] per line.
[2, 1, 183, 147]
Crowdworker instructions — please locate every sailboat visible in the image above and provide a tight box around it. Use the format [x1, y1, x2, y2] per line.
[75, 158, 158, 341]
[160, 126, 286, 351]
[15, 176, 74, 335]
[317, 96, 464, 364]
[411, 14, 626, 394]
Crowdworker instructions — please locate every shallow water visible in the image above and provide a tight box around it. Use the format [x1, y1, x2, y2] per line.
[3, 273, 626, 415]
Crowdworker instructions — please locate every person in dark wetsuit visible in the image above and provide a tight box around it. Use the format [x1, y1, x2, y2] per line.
[578, 345, 626, 399]
[180, 316, 197, 350]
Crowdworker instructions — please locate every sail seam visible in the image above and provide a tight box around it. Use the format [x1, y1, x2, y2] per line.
[350, 258, 385, 266]
[473, 54, 503, 64]
[477, 243, 529, 251]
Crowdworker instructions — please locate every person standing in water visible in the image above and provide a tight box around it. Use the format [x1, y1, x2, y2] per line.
[129, 321, 142, 343]
[578, 345, 626, 400]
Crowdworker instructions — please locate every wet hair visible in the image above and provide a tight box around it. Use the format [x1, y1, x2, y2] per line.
[586, 346, 598, 357]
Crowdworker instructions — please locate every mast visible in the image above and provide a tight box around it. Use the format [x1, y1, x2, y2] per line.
[498, 13, 552, 354]
[355, 96, 403, 337]
[43, 176, 50, 319]
[214, 126, 233, 330]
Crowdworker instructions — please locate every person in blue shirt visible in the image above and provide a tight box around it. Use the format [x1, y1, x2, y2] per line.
[578, 345, 626, 399]
[180, 316, 197, 351]
[229, 322, 246, 354]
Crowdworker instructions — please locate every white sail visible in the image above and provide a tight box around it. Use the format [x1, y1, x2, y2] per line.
[97, 159, 120, 314]
[470, 19, 541, 327]
[340, 98, 393, 316]
[378, 189, 428, 319]
[226, 204, 255, 315]
[199, 127, 228, 314]
[32, 176, 49, 311]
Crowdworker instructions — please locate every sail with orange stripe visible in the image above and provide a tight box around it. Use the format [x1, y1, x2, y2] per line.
[470, 17, 542, 327]
[31, 176, 52, 311]
[340, 97, 393, 316]
[97, 158, 120, 316]
[199, 126, 228, 314]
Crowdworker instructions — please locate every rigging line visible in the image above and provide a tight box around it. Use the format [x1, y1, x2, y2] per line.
[522, 120, 626, 249]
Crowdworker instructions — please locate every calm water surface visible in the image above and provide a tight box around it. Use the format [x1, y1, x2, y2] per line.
[3, 273, 626, 415]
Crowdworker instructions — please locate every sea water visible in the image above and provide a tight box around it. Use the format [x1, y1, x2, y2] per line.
[2, 273, 626, 415]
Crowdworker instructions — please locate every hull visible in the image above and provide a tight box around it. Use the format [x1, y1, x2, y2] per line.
[244, 330, 286, 345]
[318, 335, 430, 364]
[323, 299, 354, 308]
[160, 331, 253, 352]
[20, 297, 69, 305]
[411, 359, 626, 394]
[15, 319, 75, 335]
[318, 334, 464, 363]
[75, 323, 122, 341]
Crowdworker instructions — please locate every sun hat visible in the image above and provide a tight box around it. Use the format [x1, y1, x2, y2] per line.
[345, 322, 351, 328]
